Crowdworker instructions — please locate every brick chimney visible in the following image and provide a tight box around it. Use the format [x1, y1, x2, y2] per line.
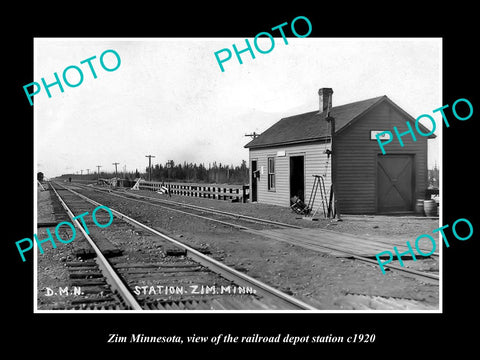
[318, 88, 333, 114]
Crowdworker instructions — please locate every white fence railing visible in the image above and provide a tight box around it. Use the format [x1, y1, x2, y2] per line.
[133, 180, 249, 203]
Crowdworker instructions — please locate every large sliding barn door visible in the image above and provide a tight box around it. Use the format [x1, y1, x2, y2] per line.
[377, 154, 414, 213]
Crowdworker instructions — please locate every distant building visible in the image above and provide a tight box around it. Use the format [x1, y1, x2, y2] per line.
[244, 88, 436, 214]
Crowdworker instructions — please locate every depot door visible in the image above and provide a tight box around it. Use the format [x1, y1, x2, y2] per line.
[377, 154, 414, 213]
[251, 160, 258, 202]
[290, 155, 305, 202]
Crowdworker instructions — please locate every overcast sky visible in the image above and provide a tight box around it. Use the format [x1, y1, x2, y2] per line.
[34, 38, 441, 178]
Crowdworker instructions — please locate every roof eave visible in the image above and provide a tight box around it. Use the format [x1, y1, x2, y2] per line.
[245, 136, 330, 149]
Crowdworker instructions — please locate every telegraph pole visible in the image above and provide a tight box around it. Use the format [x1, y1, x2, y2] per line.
[245, 132, 260, 139]
[112, 162, 119, 178]
[166, 160, 174, 180]
[145, 155, 155, 181]
[86, 169, 90, 175]
[96, 165, 102, 181]
[112, 162, 120, 187]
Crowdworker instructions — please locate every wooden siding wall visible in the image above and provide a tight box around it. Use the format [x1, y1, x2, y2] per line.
[249, 141, 332, 207]
[334, 101, 429, 214]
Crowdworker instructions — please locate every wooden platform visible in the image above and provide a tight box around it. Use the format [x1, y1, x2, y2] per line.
[336, 293, 438, 310]
[248, 227, 439, 258]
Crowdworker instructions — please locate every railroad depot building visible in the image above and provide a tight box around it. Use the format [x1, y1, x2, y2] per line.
[244, 88, 435, 214]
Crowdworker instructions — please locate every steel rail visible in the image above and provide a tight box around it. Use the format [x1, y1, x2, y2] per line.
[89, 184, 302, 229]
[243, 228, 439, 283]
[117, 189, 440, 260]
[95, 187, 253, 230]
[134, 192, 303, 229]
[72, 184, 264, 230]
[88, 186, 438, 260]
[37, 180, 46, 191]
[53, 182, 316, 310]
[304, 226, 440, 258]
[314, 226, 440, 258]
[69, 183, 439, 284]
[124, 188, 440, 258]
[49, 182, 143, 310]
[93, 185, 440, 261]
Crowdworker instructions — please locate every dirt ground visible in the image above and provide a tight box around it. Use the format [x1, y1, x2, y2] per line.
[135, 188, 440, 237]
[37, 185, 440, 310]
[37, 189, 74, 309]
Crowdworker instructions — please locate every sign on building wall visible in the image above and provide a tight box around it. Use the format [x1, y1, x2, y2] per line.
[370, 130, 392, 141]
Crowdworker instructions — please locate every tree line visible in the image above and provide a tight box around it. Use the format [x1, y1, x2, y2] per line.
[148, 160, 249, 184]
[55, 160, 250, 185]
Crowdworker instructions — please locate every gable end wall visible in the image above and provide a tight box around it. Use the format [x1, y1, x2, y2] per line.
[334, 101, 428, 214]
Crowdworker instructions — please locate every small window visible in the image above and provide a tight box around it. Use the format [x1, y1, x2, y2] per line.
[268, 157, 275, 191]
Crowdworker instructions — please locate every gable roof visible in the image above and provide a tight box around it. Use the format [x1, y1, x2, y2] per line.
[244, 95, 435, 149]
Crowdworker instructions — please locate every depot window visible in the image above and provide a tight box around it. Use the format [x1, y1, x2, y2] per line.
[268, 157, 275, 191]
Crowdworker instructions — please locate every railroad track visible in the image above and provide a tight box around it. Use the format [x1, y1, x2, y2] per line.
[70, 183, 439, 285]
[104, 186, 300, 231]
[119, 191, 438, 258]
[43, 181, 316, 311]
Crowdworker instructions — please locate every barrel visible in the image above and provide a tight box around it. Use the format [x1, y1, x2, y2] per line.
[424, 200, 437, 217]
[415, 199, 425, 216]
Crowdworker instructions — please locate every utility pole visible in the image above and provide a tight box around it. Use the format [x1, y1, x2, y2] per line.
[145, 155, 155, 181]
[112, 162, 120, 187]
[324, 89, 341, 221]
[86, 169, 90, 175]
[245, 132, 260, 139]
[80, 169, 83, 176]
[166, 160, 174, 180]
[96, 165, 102, 181]
[112, 162, 119, 178]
